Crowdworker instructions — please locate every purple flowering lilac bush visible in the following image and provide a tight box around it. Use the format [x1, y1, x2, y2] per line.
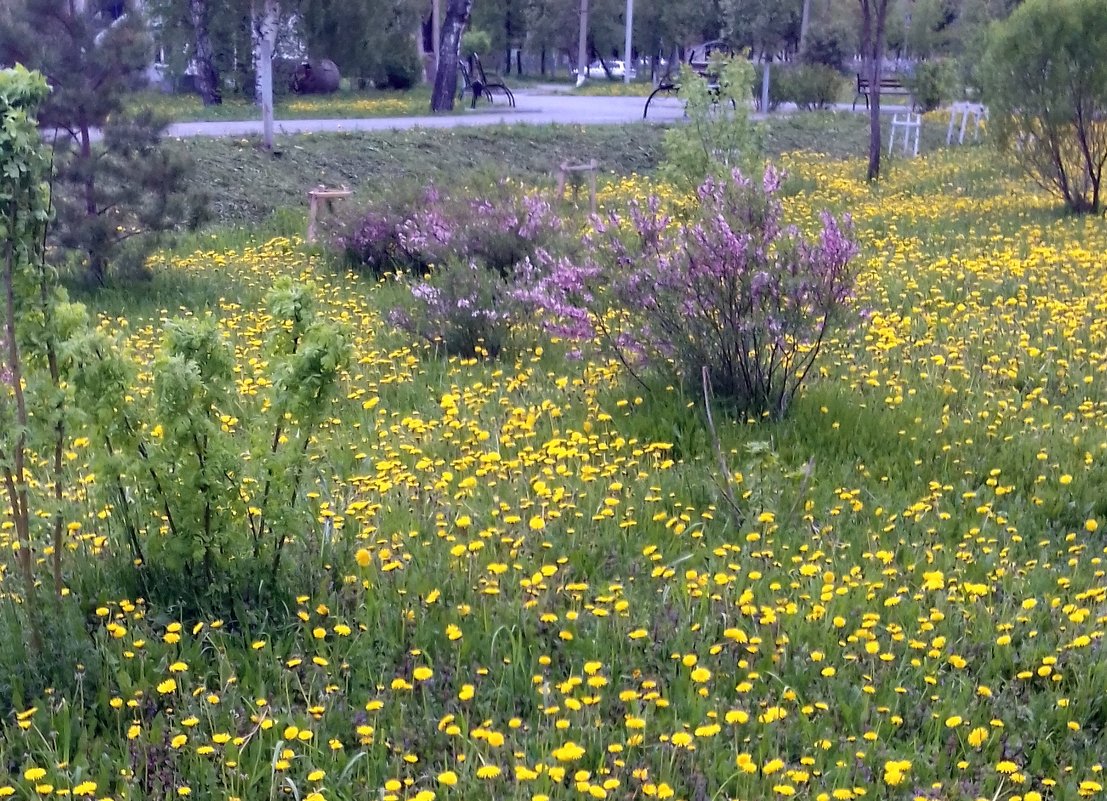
[515, 167, 859, 418]
[338, 183, 564, 278]
[340, 182, 569, 360]
[388, 260, 518, 359]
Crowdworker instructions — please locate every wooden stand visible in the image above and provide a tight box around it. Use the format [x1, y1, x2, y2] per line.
[306, 186, 352, 244]
[556, 160, 599, 213]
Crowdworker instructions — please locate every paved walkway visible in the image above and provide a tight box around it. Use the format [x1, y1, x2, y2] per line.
[161, 85, 914, 139]
[166, 91, 690, 138]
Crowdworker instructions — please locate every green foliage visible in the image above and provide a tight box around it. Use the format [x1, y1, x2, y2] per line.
[800, 21, 855, 70]
[774, 63, 844, 110]
[982, 0, 1107, 214]
[298, 0, 424, 86]
[461, 28, 494, 59]
[375, 33, 424, 90]
[905, 0, 959, 56]
[1, 65, 99, 669]
[660, 56, 760, 190]
[906, 58, 957, 111]
[0, 0, 207, 284]
[71, 279, 351, 614]
[724, 0, 801, 51]
[390, 259, 518, 359]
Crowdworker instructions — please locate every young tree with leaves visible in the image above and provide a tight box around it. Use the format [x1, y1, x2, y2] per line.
[2, 64, 100, 659]
[983, 0, 1107, 214]
[0, 0, 205, 284]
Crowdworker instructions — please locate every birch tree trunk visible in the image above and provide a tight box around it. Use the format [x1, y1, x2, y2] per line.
[430, 0, 473, 112]
[253, 0, 279, 149]
[575, 0, 589, 87]
[188, 0, 222, 105]
[799, 0, 812, 54]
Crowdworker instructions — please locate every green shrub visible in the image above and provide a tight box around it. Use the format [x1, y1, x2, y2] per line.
[774, 64, 844, 111]
[70, 280, 350, 616]
[800, 24, 855, 72]
[661, 56, 760, 189]
[388, 260, 519, 359]
[461, 29, 493, 60]
[906, 59, 957, 112]
[376, 34, 422, 90]
[982, 0, 1107, 214]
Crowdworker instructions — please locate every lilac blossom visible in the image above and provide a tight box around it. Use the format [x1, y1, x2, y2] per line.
[514, 166, 859, 418]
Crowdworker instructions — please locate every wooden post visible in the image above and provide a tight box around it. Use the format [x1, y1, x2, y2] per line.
[556, 160, 599, 214]
[306, 186, 352, 244]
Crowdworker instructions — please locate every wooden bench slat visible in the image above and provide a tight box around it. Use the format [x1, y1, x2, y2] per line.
[853, 73, 912, 110]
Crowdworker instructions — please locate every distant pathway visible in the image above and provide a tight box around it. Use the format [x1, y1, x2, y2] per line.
[161, 87, 913, 139]
[166, 92, 689, 138]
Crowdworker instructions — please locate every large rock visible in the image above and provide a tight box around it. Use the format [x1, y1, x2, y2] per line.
[291, 59, 341, 94]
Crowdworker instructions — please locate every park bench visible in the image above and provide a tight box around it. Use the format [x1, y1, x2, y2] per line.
[643, 40, 733, 119]
[853, 73, 912, 110]
[458, 53, 515, 109]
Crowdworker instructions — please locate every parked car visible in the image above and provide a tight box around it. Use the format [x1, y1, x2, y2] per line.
[576, 60, 636, 80]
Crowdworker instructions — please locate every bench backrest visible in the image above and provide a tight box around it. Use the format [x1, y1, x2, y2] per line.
[457, 59, 474, 89]
[857, 73, 908, 90]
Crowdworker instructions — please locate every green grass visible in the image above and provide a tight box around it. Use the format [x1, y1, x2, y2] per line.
[127, 87, 436, 122]
[171, 124, 669, 225]
[15, 122, 1099, 801]
[171, 112, 963, 227]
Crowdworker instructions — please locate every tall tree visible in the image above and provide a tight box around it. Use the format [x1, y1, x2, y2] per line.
[0, 0, 204, 284]
[299, 0, 423, 87]
[253, 0, 280, 149]
[431, 0, 474, 111]
[858, 0, 892, 181]
[725, 0, 802, 55]
[188, 0, 223, 104]
[576, 0, 589, 86]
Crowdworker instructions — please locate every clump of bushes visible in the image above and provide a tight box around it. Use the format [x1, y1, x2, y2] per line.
[983, 0, 1107, 214]
[906, 59, 957, 112]
[375, 33, 423, 90]
[389, 260, 519, 359]
[515, 168, 859, 418]
[337, 182, 564, 277]
[338, 182, 565, 359]
[774, 64, 844, 111]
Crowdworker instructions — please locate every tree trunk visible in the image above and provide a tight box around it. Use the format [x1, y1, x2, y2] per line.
[3, 209, 43, 657]
[432, 0, 441, 73]
[253, 0, 279, 149]
[576, 0, 589, 87]
[188, 0, 222, 105]
[430, 0, 473, 112]
[799, 0, 812, 53]
[860, 0, 890, 182]
[761, 55, 771, 113]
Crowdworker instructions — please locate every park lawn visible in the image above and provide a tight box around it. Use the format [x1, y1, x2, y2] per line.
[167, 113, 949, 228]
[4, 137, 1107, 801]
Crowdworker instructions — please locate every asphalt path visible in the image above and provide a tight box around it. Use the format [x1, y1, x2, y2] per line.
[166, 90, 692, 138]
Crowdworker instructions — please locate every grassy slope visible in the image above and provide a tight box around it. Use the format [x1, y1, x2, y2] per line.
[171, 112, 952, 227]
[171, 124, 668, 225]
